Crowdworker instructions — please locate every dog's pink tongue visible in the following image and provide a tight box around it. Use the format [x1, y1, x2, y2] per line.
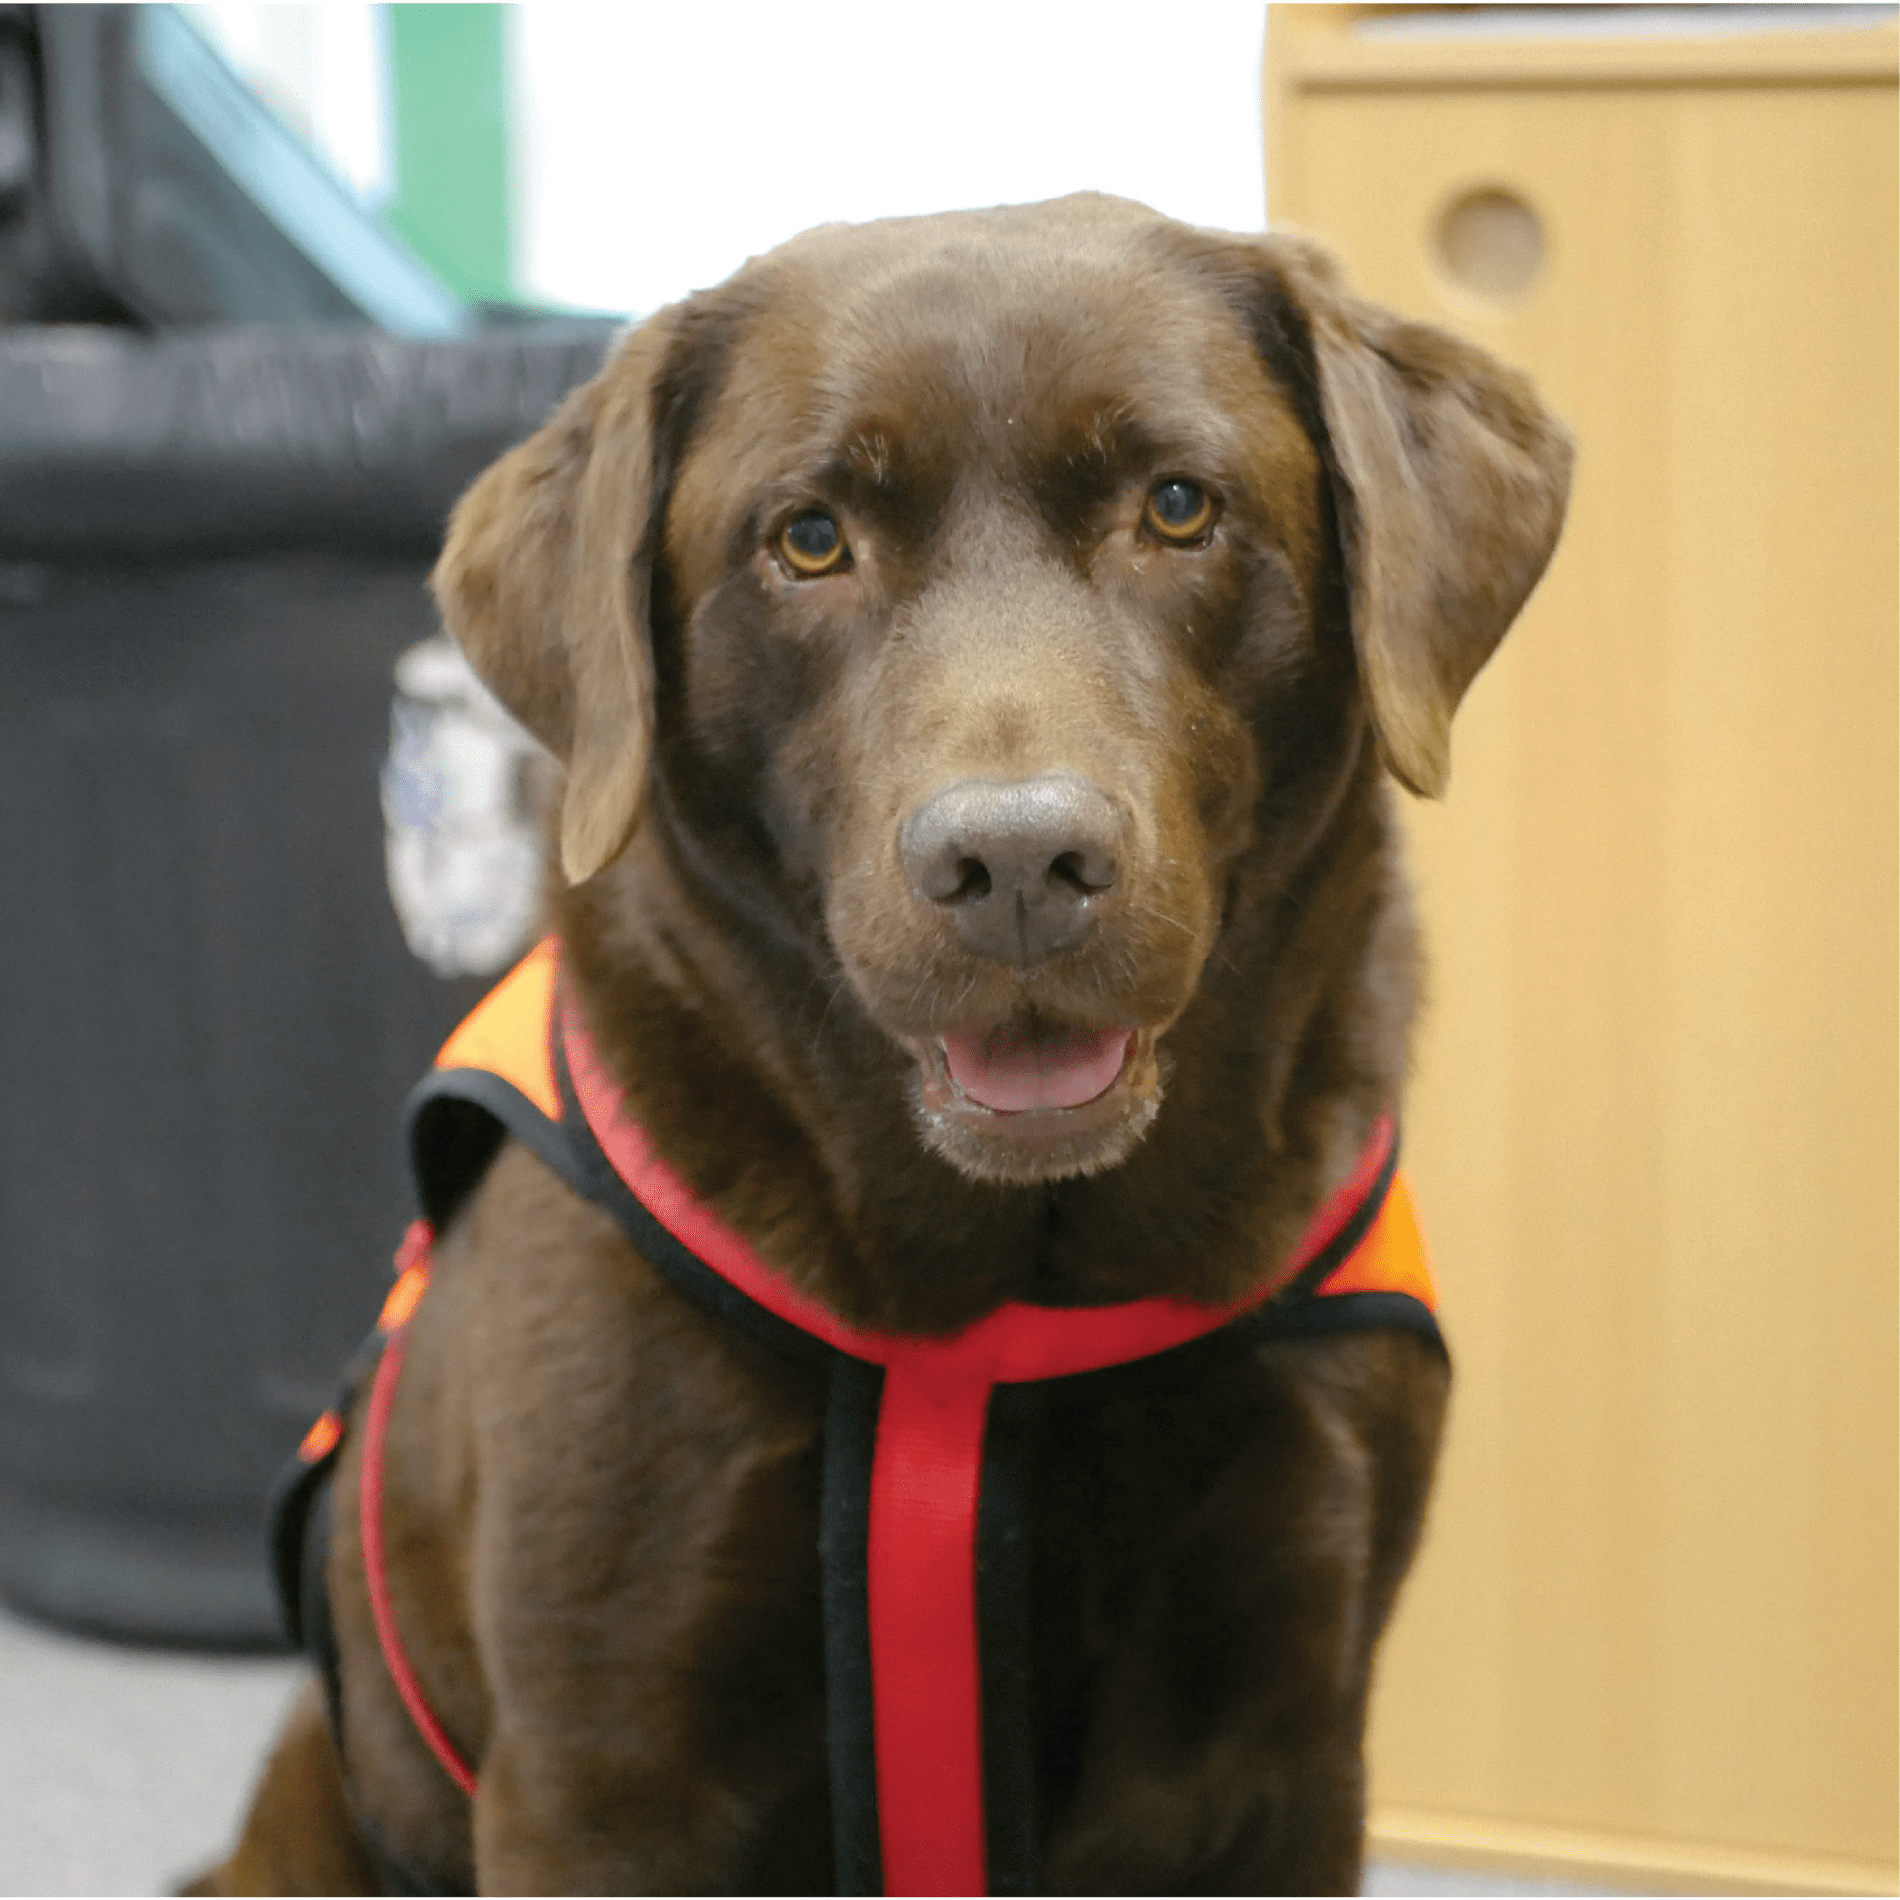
[942, 1023, 1131, 1112]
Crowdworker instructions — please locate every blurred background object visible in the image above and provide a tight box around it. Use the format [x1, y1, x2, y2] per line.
[0, 3, 462, 328]
[1262, 5, 1898, 1894]
[0, 1, 615, 1650]
[0, 321, 608, 1647]
[381, 632, 550, 980]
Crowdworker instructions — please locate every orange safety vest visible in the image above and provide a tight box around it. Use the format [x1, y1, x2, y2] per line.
[275, 939, 1442, 1897]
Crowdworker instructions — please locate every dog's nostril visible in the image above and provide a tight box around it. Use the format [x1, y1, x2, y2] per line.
[949, 858, 993, 904]
[1050, 850, 1109, 895]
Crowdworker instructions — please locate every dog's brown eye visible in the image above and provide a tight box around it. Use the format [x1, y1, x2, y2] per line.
[1143, 478, 1216, 544]
[778, 509, 850, 576]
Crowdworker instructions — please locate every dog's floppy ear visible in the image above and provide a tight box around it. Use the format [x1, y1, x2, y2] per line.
[432, 314, 680, 883]
[1266, 239, 1574, 798]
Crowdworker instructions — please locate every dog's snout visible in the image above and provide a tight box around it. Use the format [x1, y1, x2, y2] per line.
[899, 774, 1123, 964]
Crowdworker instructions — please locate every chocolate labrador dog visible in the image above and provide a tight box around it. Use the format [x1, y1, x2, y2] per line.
[198, 194, 1569, 1896]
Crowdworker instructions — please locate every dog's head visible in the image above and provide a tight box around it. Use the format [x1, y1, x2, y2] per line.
[435, 196, 1570, 1189]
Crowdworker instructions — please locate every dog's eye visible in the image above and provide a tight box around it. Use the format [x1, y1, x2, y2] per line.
[1143, 478, 1217, 545]
[778, 509, 851, 577]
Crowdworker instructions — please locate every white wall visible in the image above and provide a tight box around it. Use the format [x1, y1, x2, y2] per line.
[510, 2, 1269, 316]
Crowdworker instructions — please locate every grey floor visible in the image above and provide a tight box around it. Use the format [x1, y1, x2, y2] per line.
[0, 1601, 301, 1896]
[0, 1599, 1619, 1898]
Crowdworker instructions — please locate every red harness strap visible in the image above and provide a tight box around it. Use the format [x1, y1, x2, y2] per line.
[359, 1222, 478, 1798]
[355, 967, 1429, 1895]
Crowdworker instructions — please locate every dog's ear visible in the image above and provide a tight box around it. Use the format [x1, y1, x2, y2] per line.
[1264, 239, 1574, 798]
[432, 314, 681, 883]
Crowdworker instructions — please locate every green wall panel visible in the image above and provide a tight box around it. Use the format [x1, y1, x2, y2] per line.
[385, 5, 511, 303]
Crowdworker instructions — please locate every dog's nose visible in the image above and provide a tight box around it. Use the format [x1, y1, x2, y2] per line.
[898, 774, 1124, 964]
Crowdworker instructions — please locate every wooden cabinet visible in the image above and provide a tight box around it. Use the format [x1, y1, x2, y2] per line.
[1264, 10, 1898, 1892]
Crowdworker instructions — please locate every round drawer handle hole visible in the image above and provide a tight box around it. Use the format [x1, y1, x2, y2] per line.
[1435, 188, 1545, 300]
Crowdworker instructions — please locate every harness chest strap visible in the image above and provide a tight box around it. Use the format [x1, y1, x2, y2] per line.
[324, 941, 1439, 1896]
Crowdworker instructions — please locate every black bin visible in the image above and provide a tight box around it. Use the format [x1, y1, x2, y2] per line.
[0, 321, 611, 1645]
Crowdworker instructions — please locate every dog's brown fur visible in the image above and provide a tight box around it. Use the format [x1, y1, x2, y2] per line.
[198, 195, 1570, 1895]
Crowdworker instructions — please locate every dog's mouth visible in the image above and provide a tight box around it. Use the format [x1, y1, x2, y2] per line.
[902, 1015, 1164, 1182]
[941, 1019, 1132, 1111]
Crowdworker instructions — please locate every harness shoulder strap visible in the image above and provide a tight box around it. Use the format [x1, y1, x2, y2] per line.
[1314, 1169, 1436, 1306]
[406, 938, 583, 1230]
[1263, 1141, 1443, 1352]
[433, 937, 562, 1115]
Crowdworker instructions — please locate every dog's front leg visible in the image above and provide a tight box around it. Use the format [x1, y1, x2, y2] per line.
[465, 1630, 835, 1895]
[471, 1725, 721, 1894]
[1041, 1335, 1446, 1896]
[183, 1680, 385, 1896]
[446, 1189, 837, 1893]
[1039, 1512, 1377, 1896]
